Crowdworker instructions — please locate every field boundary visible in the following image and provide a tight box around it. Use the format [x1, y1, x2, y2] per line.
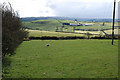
[26, 36, 119, 40]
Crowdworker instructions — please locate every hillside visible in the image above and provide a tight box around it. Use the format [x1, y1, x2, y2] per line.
[22, 19, 118, 31]
[22, 19, 119, 38]
[21, 17, 115, 22]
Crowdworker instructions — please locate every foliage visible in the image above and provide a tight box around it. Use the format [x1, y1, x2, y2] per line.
[1, 3, 28, 58]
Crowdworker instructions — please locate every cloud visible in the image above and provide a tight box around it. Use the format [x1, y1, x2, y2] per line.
[45, 0, 115, 18]
[1, 0, 119, 18]
[1, 0, 56, 17]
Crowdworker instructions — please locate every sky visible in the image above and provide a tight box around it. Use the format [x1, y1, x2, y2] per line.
[1, 0, 120, 18]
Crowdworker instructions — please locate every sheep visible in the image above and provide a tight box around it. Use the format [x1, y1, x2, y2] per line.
[46, 44, 50, 47]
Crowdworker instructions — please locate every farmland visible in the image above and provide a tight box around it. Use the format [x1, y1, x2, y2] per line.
[23, 19, 119, 38]
[27, 29, 119, 38]
[22, 19, 118, 31]
[2, 19, 119, 78]
[27, 29, 86, 38]
[3, 40, 118, 78]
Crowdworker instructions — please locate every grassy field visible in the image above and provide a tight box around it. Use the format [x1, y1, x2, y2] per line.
[75, 29, 119, 35]
[23, 19, 82, 32]
[3, 40, 118, 78]
[3, 19, 118, 78]
[27, 29, 87, 37]
[27, 29, 119, 38]
[22, 20, 118, 32]
[23, 19, 119, 38]
[23, 20, 62, 31]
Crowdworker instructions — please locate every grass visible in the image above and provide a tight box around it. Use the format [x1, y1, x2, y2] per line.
[27, 29, 86, 37]
[22, 20, 63, 31]
[3, 40, 118, 78]
[27, 28, 119, 38]
[23, 19, 119, 37]
[77, 26, 111, 30]
[75, 29, 119, 35]
[104, 29, 119, 35]
[22, 20, 118, 32]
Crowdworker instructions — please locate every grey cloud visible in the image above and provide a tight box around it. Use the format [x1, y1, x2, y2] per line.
[45, 11, 49, 13]
[45, 0, 117, 18]
[39, 11, 43, 13]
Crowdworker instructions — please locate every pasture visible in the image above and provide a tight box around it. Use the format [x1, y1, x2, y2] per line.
[23, 20, 118, 32]
[27, 29, 119, 38]
[2, 19, 119, 78]
[3, 40, 118, 78]
[23, 19, 119, 38]
[27, 29, 87, 38]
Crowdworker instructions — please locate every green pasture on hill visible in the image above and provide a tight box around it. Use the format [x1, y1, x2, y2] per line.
[3, 40, 118, 78]
[22, 19, 118, 32]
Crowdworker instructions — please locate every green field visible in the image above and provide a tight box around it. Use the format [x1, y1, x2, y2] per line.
[2, 19, 119, 78]
[3, 40, 118, 78]
[27, 29, 87, 38]
[23, 20, 119, 38]
[27, 29, 119, 38]
[23, 19, 118, 32]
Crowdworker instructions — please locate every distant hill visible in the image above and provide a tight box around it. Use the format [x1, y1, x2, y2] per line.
[21, 17, 115, 22]
[22, 19, 117, 32]
[21, 17, 72, 22]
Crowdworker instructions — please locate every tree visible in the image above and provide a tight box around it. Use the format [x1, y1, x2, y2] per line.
[1, 3, 28, 58]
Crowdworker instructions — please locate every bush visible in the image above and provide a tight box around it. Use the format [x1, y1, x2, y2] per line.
[1, 3, 28, 58]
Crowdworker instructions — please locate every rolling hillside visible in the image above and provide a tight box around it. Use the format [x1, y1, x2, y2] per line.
[22, 19, 119, 38]
[22, 19, 117, 31]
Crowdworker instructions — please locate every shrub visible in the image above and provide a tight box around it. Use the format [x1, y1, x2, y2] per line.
[1, 3, 28, 58]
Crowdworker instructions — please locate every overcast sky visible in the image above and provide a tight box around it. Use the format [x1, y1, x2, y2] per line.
[1, 0, 120, 18]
